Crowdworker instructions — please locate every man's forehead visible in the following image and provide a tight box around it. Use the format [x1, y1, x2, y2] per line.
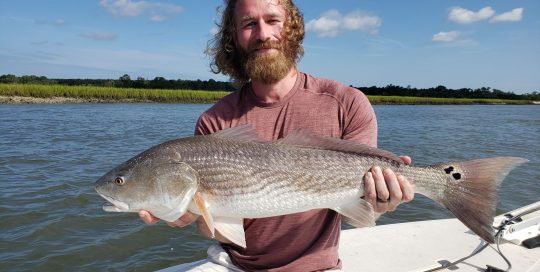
[234, 0, 286, 20]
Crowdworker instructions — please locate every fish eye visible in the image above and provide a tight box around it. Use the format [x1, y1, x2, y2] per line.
[114, 177, 125, 186]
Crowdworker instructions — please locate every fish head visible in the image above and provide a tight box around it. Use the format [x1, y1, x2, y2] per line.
[94, 145, 198, 221]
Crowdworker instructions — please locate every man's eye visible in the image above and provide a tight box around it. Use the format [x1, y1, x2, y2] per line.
[243, 22, 256, 28]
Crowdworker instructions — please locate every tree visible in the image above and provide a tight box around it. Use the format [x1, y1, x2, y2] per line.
[118, 74, 132, 88]
[133, 77, 147, 88]
[0, 74, 18, 83]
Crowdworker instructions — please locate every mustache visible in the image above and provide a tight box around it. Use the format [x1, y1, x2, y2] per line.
[248, 40, 282, 52]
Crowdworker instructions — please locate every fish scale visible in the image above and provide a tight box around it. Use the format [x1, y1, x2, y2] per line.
[190, 142, 360, 197]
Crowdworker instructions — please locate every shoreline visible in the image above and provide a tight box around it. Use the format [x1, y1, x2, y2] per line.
[1, 95, 537, 105]
[0, 95, 157, 104]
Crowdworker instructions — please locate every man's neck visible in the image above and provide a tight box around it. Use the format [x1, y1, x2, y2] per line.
[250, 68, 298, 104]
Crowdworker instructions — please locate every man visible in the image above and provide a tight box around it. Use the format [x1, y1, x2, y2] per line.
[140, 0, 414, 271]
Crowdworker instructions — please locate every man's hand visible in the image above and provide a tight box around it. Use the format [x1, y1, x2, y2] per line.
[138, 210, 233, 244]
[363, 156, 415, 213]
[138, 210, 199, 228]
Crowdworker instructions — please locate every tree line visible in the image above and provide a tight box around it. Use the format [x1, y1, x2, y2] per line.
[1, 74, 538, 100]
[0, 74, 235, 92]
[357, 84, 539, 101]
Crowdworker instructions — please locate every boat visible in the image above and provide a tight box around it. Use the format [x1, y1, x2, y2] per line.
[158, 201, 540, 271]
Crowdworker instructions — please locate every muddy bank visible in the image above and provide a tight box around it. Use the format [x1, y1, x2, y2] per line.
[0, 96, 151, 104]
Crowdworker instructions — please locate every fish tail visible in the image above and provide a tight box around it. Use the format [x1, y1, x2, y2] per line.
[428, 157, 527, 243]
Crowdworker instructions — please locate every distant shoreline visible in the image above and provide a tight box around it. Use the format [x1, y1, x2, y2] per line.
[1, 95, 537, 105]
[0, 95, 154, 104]
[2, 81, 538, 105]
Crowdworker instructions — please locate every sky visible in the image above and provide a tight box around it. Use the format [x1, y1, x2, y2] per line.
[0, 1, 539, 94]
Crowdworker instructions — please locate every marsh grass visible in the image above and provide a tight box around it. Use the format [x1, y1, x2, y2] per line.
[0, 84, 229, 103]
[0, 83, 533, 104]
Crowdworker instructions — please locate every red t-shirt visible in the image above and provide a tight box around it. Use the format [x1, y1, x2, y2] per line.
[195, 72, 377, 271]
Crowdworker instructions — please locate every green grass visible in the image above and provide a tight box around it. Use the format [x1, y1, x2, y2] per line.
[0, 83, 230, 103]
[0, 83, 534, 104]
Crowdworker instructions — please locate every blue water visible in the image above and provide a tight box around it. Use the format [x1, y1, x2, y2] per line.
[0, 104, 538, 271]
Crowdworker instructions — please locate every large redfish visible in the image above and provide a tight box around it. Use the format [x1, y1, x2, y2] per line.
[94, 125, 527, 247]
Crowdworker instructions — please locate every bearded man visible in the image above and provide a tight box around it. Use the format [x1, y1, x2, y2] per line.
[140, 0, 414, 271]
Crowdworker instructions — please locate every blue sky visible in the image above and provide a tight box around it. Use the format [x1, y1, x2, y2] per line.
[0, 1, 539, 94]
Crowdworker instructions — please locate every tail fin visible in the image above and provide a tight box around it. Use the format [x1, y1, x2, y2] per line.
[431, 157, 528, 243]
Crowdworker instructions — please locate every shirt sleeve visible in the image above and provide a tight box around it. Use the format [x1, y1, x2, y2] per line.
[341, 88, 378, 147]
[194, 112, 217, 136]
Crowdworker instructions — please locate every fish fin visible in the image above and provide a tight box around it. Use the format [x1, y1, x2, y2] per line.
[193, 192, 215, 237]
[152, 162, 198, 222]
[214, 217, 246, 248]
[334, 198, 376, 228]
[210, 124, 261, 142]
[426, 157, 528, 243]
[157, 184, 197, 222]
[277, 130, 403, 164]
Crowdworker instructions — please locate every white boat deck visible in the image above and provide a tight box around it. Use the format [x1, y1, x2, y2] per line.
[160, 202, 540, 271]
[340, 218, 539, 271]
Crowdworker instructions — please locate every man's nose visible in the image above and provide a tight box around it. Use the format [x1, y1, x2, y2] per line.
[255, 22, 272, 42]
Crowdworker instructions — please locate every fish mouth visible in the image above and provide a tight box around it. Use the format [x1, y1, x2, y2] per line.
[97, 193, 130, 212]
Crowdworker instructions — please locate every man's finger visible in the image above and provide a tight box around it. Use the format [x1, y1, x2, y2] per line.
[373, 200, 389, 213]
[399, 155, 412, 165]
[398, 175, 415, 202]
[383, 168, 402, 211]
[139, 210, 160, 225]
[363, 171, 376, 204]
[371, 166, 389, 202]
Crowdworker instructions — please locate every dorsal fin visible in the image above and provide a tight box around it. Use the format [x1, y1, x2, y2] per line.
[276, 129, 404, 164]
[210, 124, 261, 142]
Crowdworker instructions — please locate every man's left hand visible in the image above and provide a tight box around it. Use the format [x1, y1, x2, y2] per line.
[363, 156, 414, 213]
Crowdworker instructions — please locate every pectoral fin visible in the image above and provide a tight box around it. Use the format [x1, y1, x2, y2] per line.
[333, 198, 376, 228]
[193, 192, 215, 237]
[214, 217, 246, 248]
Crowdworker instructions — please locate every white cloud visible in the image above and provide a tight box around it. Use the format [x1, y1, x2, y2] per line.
[99, 0, 182, 18]
[490, 8, 524, 23]
[306, 10, 341, 37]
[432, 31, 460, 42]
[149, 15, 166, 22]
[342, 11, 381, 33]
[81, 32, 118, 41]
[448, 6, 495, 24]
[306, 10, 381, 38]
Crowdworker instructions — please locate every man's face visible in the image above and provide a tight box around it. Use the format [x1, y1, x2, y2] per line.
[234, 0, 295, 84]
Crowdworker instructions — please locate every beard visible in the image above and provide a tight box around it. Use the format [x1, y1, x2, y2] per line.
[239, 39, 296, 84]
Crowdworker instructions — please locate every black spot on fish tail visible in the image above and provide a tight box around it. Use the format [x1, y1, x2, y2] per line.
[444, 166, 454, 174]
[452, 173, 462, 180]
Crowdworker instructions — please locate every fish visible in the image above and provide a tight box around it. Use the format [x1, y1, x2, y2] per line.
[94, 125, 528, 247]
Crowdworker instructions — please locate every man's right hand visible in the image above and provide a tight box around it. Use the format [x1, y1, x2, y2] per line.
[139, 210, 234, 244]
[138, 210, 199, 227]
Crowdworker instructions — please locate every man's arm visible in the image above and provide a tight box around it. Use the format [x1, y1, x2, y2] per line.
[341, 89, 414, 213]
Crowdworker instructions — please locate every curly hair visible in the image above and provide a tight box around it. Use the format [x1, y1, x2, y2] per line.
[206, 0, 305, 86]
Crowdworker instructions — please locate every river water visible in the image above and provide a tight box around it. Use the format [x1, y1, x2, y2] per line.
[0, 104, 538, 271]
